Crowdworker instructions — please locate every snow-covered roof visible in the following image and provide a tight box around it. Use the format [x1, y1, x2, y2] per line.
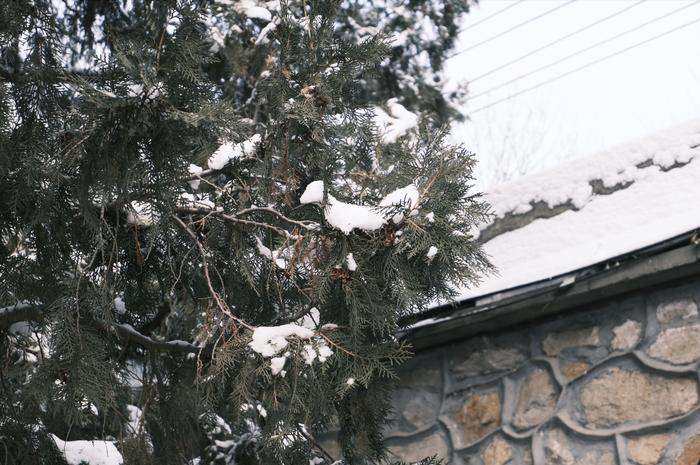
[455, 119, 700, 301]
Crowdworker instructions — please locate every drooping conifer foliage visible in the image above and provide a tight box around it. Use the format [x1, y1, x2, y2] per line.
[0, 1, 487, 464]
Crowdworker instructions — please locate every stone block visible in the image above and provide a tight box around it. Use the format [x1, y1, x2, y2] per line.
[451, 347, 527, 380]
[544, 429, 615, 465]
[577, 450, 616, 465]
[646, 324, 700, 365]
[386, 429, 450, 463]
[627, 434, 671, 465]
[544, 429, 574, 465]
[656, 298, 698, 323]
[512, 368, 558, 430]
[386, 388, 441, 435]
[445, 390, 501, 447]
[397, 353, 443, 389]
[483, 437, 512, 465]
[677, 435, 700, 465]
[611, 320, 641, 351]
[561, 361, 591, 381]
[543, 327, 600, 357]
[579, 367, 698, 429]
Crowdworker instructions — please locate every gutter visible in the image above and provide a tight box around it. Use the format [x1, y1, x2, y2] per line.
[400, 229, 700, 351]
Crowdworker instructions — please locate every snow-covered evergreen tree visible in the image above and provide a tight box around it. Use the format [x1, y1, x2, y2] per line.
[0, 1, 487, 464]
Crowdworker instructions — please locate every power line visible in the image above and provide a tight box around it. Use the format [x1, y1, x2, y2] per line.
[469, 15, 700, 115]
[459, 0, 527, 33]
[468, 0, 700, 101]
[449, 0, 578, 58]
[470, 0, 647, 83]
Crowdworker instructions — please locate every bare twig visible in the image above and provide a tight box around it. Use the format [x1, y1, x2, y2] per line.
[172, 215, 253, 331]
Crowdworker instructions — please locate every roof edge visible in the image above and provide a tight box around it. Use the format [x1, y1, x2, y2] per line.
[401, 229, 700, 351]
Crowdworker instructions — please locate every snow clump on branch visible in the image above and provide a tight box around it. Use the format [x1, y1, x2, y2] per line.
[300, 180, 421, 234]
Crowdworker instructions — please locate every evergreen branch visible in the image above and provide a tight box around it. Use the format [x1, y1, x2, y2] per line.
[111, 323, 200, 354]
[236, 206, 318, 231]
[175, 207, 290, 236]
[0, 303, 41, 330]
[172, 215, 254, 331]
[296, 425, 336, 463]
[0, 303, 203, 355]
[0, 65, 109, 85]
[176, 204, 318, 233]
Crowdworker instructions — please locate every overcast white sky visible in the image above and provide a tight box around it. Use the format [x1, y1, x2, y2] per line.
[445, 0, 700, 188]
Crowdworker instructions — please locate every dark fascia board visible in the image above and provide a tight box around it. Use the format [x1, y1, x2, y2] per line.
[402, 231, 700, 351]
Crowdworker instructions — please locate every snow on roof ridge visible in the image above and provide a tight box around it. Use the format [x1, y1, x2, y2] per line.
[453, 119, 700, 301]
[478, 119, 700, 242]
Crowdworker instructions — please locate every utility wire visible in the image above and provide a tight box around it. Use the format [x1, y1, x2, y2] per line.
[449, 0, 577, 58]
[469, 14, 700, 115]
[459, 0, 527, 33]
[470, 0, 647, 83]
[468, 0, 700, 101]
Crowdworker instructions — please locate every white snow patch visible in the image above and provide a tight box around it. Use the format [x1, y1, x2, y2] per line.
[483, 120, 700, 220]
[126, 202, 158, 226]
[426, 246, 438, 259]
[373, 98, 418, 144]
[207, 134, 262, 170]
[248, 324, 314, 357]
[113, 296, 126, 315]
[179, 193, 217, 210]
[346, 377, 354, 386]
[299, 180, 324, 204]
[346, 253, 357, 271]
[316, 343, 333, 362]
[301, 344, 317, 365]
[323, 199, 385, 235]
[297, 307, 320, 330]
[254, 236, 288, 269]
[188, 164, 203, 190]
[300, 181, 384, 234]
[125, 404, 144, 436]
[300, 181, 421, 234]
[379, 184, 419, 223]
[425, 212, 435, 223]
[270, 356, 287, 376]
[244, 6, 272, 21]
[455, 120, 700, 301]
[52, 435, 123, 465]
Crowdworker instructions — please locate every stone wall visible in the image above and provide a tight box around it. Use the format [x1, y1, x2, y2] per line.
[320, 278, 700, 465]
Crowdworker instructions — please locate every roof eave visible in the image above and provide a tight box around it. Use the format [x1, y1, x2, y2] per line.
[401, 229, 700, 351]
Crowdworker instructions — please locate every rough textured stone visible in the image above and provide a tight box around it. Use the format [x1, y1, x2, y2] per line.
[611, 320, 642, 351]
[544, 429, 574, 465]
[580, 368, 698, 428]
[677, 435, 700, 465]
[452, 347, 527, 379]
[483, 437, 512, 465]
[561, 361, 591, 381]
[389, 389, 441, 433]
[627, 434, 671, 465]
[512, 368, 558, 429]
[543, 327, 600, 356]
[578, 450, 616, 465]
[386, 430, 449, 463]
[457, 391, 501, 445]
[647, 324, 700, 364]
[656, 298, 698, 323]
[544, 429, 615, 465]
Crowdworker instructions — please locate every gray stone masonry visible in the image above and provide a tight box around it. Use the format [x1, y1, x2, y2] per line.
[316, 279, 700, 464]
